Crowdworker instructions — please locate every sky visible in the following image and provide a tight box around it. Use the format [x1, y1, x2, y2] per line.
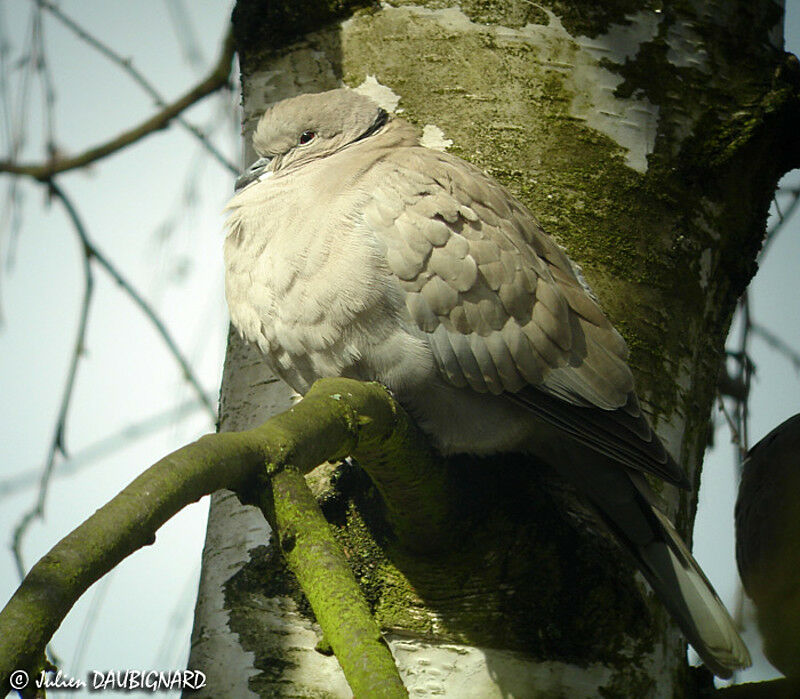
[0, 1, 797, 696]
[0, 1, 235, 693]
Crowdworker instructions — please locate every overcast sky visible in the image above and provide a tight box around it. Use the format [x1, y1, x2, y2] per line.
[0, 2, 798, 695]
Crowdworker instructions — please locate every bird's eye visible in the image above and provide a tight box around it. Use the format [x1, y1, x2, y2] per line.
[299, 130, 316, 145]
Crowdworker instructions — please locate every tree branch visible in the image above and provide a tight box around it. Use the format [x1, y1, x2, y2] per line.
[47, 181, 216, 420]
[265, 469, 408, 698]
[0, 378, 446, 698]
[11, 181, 216, 581]
[0, 399, 205, 500]
[751, 321, 800, 373]
[10, 192, 94, 578]
[762, 187, 800, 257]
[0, 28, 236, 179]
[32, 0, 239, 175]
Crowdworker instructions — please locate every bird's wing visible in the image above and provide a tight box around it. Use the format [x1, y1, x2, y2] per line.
[364, 145, 685, 485]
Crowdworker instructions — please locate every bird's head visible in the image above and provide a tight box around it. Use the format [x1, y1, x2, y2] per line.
[235, 89, 389, 190]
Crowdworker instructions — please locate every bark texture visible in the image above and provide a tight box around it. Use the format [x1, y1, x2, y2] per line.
[188, 2, 799, 696]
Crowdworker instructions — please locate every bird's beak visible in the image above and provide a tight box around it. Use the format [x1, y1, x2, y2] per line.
[235, 156, 274, 191]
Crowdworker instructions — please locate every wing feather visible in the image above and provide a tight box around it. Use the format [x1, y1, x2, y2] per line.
[364, 145, 684, 484]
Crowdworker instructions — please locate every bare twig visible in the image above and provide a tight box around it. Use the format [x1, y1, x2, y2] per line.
[716, 393, 747, 462]
[11, 185, 95, 578]
[724, 292, 755, 669]
[163, 0, 204, 69]
[0, 27, 236, 179]
[750, 321, 800, 372]
[33, 0, 237, 174]
[736, 296, 752, 454]
[32, 3, 58, 157]
[0, 5, 36, 272]
[12, 181, 216, 577]
[48, 181, 216, 420]
[70, 572, 113, 674]
[0, 399, 207, 500]
[762, 186, 800, 257]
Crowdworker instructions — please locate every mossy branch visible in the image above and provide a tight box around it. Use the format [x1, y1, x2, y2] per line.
[0, 378, 454, 698]
[265, 469, 408, 698]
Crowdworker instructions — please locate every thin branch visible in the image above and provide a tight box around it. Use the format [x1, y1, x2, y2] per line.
[70, 572, 113, 674]
[152, 564, 201, 668]
[0, 27, 236, 179]
[11, 189, 94, 578]
[32, 3, 57, 157]
[738, 296, 752, 454]
[725, 292, 755, 687]
[750, 321, 800, 372]
[163, 0, 204, 69]
[47, 181, 216, 420]
[33, 0, 236, 174]
[0, 399, 208, 500]
[0, 6, 36, 273]
[717, 362, 748, 401]
[12, 181, 216, 576]
[762, 186, 800, 257]
[716, 393, 747, 462]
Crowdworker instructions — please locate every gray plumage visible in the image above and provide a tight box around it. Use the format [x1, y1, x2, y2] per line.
[736, 413, 800, 678]
[224, 88, 750, 677]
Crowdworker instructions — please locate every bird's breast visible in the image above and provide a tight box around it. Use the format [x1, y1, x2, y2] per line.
[223, 165, 438, 396]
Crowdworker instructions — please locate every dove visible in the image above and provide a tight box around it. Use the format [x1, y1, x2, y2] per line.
[736, 413, 800, 678]
[223, 88, 750, 677]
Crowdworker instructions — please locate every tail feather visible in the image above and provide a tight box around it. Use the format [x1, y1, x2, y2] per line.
[551, 451, 751, 677]
[640, 507, 751, 678]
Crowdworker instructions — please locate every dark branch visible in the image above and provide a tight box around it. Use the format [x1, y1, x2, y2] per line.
[46, 181, 216, 421]
[11, 190, 94, 578]
[32, 0, 238, 174]
[0, 399, 206, 500]
[762, 187, 800, 258]
[751, 321, 800, 372]
[0, 28, 236, 179]
[11, 181, 216, 578]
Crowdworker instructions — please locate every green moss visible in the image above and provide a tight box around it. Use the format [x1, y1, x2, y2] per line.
[459, 0, 547, 28]
[543, 0, 661, 37]
[227, 453, 653, 671]
[321, 454, 652, 663]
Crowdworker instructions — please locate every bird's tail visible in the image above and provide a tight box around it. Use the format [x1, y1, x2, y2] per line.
[553, 453, 751, 678]
[629, 494, 751, 678]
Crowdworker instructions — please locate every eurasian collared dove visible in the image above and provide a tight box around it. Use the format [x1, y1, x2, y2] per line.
[736, 413, 800, 678]
[223, 88, 751, 677]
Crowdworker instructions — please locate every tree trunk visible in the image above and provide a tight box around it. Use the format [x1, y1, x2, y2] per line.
[187, 2, 799, 696]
